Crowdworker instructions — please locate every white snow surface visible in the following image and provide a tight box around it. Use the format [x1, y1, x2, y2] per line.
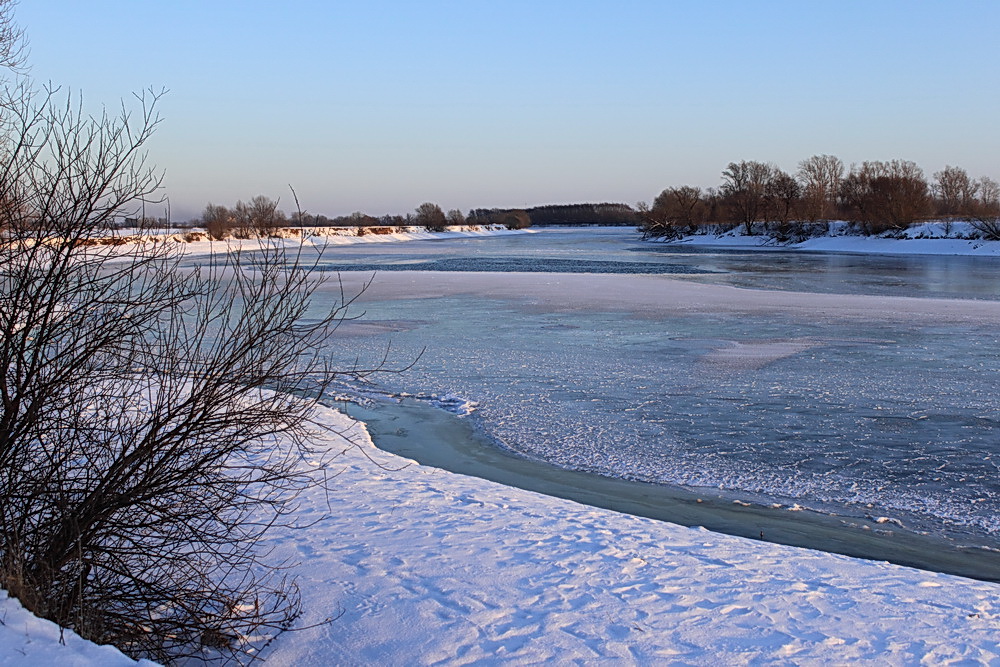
[669, 221, 1000, 256]
[8, 400, 998, 664]
[255, 404, 1000, 665]
[95, 225, 535, 258]
[0, 590, 157, 666]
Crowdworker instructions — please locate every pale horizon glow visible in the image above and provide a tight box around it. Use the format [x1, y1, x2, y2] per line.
[14, 1, 1000, 221]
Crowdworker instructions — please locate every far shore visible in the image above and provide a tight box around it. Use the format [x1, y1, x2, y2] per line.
[74, 223, 532, 247]
[72, 219, 1000, 258]
[649, 219, 1000, 257]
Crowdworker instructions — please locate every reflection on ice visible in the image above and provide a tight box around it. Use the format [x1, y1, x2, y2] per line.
[698, 338, 829, 370]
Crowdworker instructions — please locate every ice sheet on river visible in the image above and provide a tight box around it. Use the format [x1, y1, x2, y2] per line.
[325, 269, 1000, 544]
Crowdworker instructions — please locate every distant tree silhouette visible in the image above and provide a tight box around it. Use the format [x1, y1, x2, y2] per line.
[233, 195, 286, 238]
[797, 154, 843, 222]
[721, 161, 777, 234]
[523, 203, 635, 226]
[839, 160, 930, 233]
[201, 203, 234, 239]
[765, 169, 801, 237]
[933, 165, 978, 217]
[415, 202, 448, 231]
[971, 176, 1000, 239]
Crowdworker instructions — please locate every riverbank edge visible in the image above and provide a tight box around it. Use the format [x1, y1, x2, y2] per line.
[338, 396, 1000, 583]
[654, 220, 1000, 257]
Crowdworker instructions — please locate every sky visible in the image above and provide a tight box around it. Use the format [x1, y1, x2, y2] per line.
[14, 1, 1000, 221]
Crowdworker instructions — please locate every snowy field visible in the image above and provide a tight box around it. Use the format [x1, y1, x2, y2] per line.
[6, 225, 1000, 664]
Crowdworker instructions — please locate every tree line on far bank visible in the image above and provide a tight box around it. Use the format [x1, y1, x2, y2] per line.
[184, 200, 632, 240]
[639, 156, 1000, 241]
[192, 199, 529, 240]
[153, 156, 1000, 242]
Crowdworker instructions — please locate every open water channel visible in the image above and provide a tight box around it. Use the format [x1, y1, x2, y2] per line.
[270, 228, 1000, 579]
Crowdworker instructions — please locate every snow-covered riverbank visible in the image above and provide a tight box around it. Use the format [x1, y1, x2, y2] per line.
[98, 220, 1000, 259]
[239, 404, 1000, 663]
[87, 224, 534, 253]
[663, 220, 1000, 256]
[11, 399, 1000, 664]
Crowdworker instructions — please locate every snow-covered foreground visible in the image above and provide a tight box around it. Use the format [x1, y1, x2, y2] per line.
[256, 403, 1000, 665]
[6, 399, 999, 665]
[0, 590, 157, 666]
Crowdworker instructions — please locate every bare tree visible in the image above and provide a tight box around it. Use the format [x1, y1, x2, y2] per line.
[977, 176, 1000, 213]
[415, 201, 447, 231]
[720, 160, 776, 234]
[970, 176, 1000, 239]
[233, 195, 287, 238]
[797, 154, 843, 222]
[0, 7, 381, 663]
[765, 169, 801, 237]
[201, 196, 287, 239]
[839, 160, 930, 233]
[650, 186, 704, 235]
[446, 208, 466, 227]
[201, 202, 233, 239]
[637, 186, 705, 239]
[635, 200, 670, 239]
[933, 165, 978, 218]
[0, 0, 23, 75]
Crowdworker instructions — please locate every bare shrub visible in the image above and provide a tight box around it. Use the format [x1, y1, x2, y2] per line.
[636, 200, 673, 239]
[0, 6, 382, 662]
[972, 218, 1000, 240]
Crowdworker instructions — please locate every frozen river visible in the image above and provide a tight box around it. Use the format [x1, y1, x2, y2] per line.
[289, 228, 1000, 563]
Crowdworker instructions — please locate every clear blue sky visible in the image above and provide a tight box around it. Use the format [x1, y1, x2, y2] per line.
[15, 1, 1000, 221]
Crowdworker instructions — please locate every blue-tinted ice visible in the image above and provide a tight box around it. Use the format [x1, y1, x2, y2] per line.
[305, 229, 1000, 545]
